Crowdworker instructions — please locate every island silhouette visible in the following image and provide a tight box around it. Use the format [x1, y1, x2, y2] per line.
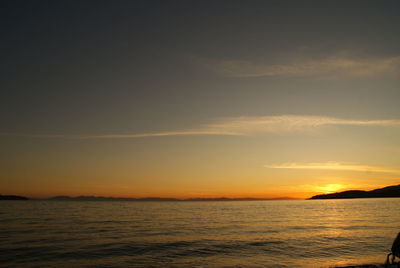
[47, 196, 296, 201]
[0, 195, 297, 201]
[3, 185, 400, 201]
[309, 184, 400, 199]
[0, 195, 29, 200]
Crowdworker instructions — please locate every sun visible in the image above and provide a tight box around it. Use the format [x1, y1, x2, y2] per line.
[316, 184, 345, 194]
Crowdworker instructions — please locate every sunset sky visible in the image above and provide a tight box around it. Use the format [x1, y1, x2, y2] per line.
[1, 0, 400, 199]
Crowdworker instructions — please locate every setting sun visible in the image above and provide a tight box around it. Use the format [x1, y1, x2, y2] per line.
[316, 184, 346, 194]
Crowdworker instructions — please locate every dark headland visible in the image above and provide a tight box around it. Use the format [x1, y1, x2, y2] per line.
[309, 184, 400, 199]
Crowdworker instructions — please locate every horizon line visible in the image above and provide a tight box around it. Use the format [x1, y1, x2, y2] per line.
[1, 194, 303, 201]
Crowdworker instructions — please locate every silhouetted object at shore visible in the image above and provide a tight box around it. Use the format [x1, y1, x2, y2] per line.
[0, 195, 28, 200]
[309, 185, 400, 199]
[386, 233, 400, 267]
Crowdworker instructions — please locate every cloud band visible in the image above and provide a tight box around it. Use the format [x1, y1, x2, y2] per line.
[265, 162, 400, 174]
[201, 55, 400, 78]
[2, 115, 400, 139]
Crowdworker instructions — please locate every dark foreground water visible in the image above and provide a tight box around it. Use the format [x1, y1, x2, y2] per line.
[1, 199, 399, 267]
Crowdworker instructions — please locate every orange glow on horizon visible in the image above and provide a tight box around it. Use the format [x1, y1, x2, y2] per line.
[1, 185, 374, 200]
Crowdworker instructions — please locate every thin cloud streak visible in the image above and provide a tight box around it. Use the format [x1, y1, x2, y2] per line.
[202, 55, 400, 78]
[265, 162, 400, 174]
[204, 115, 400, 135]
[2, 115, 400, 139]
[0, 131, 243, 139]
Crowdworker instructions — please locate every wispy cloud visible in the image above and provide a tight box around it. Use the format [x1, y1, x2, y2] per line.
[201, 55, 400, 78]
[201, 115, 400, 135]
[265, 162, 400, 174]
[3, 115, 400, 139]
[1, 130, 241, 139]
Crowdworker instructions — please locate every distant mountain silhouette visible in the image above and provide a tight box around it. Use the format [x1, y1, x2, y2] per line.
[309, 184, 400, 199]
[48, 196, 296, 201]
[186, 197, 298, 201]
[0, 195, 298, 201]
[0, 195, 29, 200]
[49, 196, 179, 201]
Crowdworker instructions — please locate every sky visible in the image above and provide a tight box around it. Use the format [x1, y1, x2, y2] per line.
[1, 0, 400, 199]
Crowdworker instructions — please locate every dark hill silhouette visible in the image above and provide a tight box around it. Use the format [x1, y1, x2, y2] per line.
[0, 195, 29, 200]
[49, 196, 179, 201]
[309, 184, 400, 199]
[48, 196, 297, 201]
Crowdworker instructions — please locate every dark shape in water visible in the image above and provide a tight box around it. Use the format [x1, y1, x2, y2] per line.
[386, 232, 400, 267]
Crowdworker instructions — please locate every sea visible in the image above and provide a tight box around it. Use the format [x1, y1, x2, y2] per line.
[1, 198, 399, 268]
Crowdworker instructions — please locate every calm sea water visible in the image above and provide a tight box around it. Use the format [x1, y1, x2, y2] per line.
[1, 199, 399, 267]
